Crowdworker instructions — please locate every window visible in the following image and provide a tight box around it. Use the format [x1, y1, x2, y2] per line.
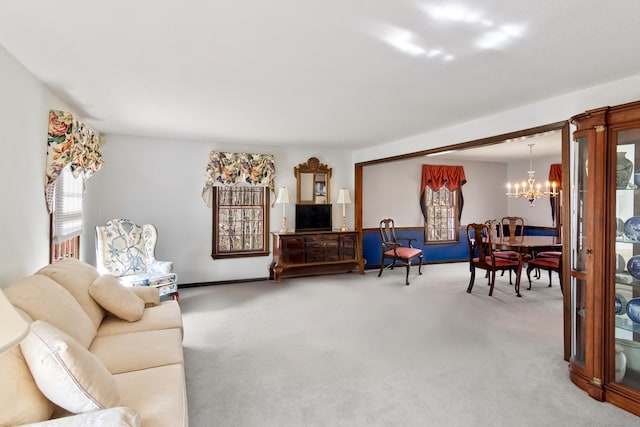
[50, 165, 84, 262]
[423, 186, 459, 243]
[212, 186, 270, 259]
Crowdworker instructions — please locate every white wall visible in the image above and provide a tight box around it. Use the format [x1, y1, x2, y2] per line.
[84, 134, 354, 284]
[0, 45, 74, 286]
[362, 157, 508, 228]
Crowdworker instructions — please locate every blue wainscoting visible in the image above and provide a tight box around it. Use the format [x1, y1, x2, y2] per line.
[362, 226, 558, 268]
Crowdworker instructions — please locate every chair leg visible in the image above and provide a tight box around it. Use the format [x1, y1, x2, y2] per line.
[405, 262, 410, 286]
[378, 260, 385, 277]
[417, 255, 423, 275]
[490, 270, 498, 296]
[548, 270, 552, 287]
[467, 266, 476, 293]
[526, 265, 533, 290]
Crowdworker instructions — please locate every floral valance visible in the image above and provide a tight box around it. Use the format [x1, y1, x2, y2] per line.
[202, 151, 276, 206]
[45, 110, 104, 213]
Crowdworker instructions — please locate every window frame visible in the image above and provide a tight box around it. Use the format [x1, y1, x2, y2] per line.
[49, 165, 83, 262]
[211, 185, 270, 259]
[423, 186, 460, 244]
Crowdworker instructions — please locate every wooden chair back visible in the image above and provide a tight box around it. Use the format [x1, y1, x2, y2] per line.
[501, 216, 525, 238]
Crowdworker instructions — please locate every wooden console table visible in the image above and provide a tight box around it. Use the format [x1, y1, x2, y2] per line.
[269, 231, 366, 282]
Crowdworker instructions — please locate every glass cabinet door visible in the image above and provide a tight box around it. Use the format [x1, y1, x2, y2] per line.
[613, 128, 640, 389]
[571, 134, 589, 368]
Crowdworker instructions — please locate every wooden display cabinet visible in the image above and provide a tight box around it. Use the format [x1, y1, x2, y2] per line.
[269, 231, 365, 282]
[569, 100, 640, 415]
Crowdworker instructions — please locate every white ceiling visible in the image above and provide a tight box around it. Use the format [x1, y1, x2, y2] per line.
[434, 129, 562, 162]
[1, 1, 640, 150]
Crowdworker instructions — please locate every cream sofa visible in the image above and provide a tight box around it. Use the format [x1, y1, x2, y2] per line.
[0, 259, 187, 427]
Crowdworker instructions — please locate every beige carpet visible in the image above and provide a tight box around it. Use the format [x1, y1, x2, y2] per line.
[180, 263, 640, 426]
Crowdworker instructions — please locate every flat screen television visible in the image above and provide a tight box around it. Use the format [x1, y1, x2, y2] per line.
[295, 204, 332, 232]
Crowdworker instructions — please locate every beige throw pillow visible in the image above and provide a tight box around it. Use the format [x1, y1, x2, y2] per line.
[89, 275, 145, 322]
[20, 320, 120, 414]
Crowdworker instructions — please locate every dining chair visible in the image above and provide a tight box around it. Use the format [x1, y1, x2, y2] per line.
[526, 253, 563, 294]
[466, 223, 523, 297]
[494, 216, 531, 284]
[378, 218, 423, 285]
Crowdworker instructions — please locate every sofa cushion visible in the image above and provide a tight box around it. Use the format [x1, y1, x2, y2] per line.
[5, 275, 96, 348]
[89, 275, 144, 322]
[90, 328, 184, 374]
[36, 259, 105, 330]
[96, 300, 183, 338]
[115, 363, 187, 427]
[19, 407, 141, 427]
[0, 345, 54, 427]
[20, 321, 120, 414]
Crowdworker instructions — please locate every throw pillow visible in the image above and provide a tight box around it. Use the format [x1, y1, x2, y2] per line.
[89, 275, 145, 322]
[20, 320, 120, 414]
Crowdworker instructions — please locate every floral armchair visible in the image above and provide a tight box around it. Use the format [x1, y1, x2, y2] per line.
[95, 219, 178, 299]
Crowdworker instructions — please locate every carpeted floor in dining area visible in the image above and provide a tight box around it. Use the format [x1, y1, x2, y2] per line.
[180, 262, 640, 426]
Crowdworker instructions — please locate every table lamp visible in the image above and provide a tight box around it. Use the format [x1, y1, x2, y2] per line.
[0, 290, 29, 352]
[275, 186, 290, 233]
[336, 188, 352, 231]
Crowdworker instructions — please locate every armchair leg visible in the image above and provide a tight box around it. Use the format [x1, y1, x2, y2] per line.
[467, 267, 476, 293]
[405, 263, 410, 286]
[488, 270, 496, 296]
[378, 262, 385, 277]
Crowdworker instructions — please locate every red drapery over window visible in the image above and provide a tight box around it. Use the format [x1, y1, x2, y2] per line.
[548, 163, 562, 188]
[548, 163, 562, 223]
[420, 165, 467, 223]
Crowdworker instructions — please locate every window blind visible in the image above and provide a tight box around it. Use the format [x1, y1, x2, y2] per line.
[53, 166, 84, 242]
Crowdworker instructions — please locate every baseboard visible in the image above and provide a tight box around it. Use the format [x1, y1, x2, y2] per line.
[179, 277, 270, 288]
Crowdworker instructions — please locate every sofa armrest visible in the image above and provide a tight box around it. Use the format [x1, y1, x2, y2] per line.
[19, 407, 140, 427]
[149, 260, 173, 274]
[131, 286, 161, 306]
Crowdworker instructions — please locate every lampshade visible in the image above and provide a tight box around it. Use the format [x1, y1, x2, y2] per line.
[0, 290, 29, 352]
[336, 188, 352, 204]
[275, 187, 290, 204]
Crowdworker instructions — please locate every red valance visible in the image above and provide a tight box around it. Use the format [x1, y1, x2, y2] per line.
[420, 165, 467, 193]
[548, 164, 562, 188]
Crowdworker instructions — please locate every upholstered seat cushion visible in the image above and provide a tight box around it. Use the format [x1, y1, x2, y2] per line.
[114, 364, 187, 427]
[537, 251, 562, 258]
[529, 257, 561, 269]
[472, 257, 519, 267]
[384, 247, 422, 258]
[96, 300, 183, 338]
[90, 328, 184, 374]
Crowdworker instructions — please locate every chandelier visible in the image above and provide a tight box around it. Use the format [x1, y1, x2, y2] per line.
[505, 143, 558, 206]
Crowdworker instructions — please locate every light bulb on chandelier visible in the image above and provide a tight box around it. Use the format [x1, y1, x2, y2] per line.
[505, 143, 558, 206]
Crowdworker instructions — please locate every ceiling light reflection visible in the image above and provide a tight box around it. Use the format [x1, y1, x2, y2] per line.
[475, 24, 524, 49]
[424, 4, 484, 24]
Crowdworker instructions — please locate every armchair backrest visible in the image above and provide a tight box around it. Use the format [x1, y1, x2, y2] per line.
[466, 223, 495, 262]
[379, 218, 399, 249]
[95, 218, 159, 277]
[501, 216, 525, 238]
